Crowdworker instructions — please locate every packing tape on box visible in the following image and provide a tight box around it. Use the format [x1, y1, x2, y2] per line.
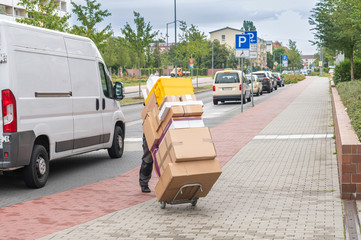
[151, 145, 161, 177]
[159, 101, 204, 121]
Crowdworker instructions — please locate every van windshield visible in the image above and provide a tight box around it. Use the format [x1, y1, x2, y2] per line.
[215, 73, 240, 84]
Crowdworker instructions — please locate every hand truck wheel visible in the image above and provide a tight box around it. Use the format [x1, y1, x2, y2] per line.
[159, 201, 166, 209]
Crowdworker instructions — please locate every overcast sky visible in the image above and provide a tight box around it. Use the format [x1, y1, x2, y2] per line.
[71, 0, 319, 55]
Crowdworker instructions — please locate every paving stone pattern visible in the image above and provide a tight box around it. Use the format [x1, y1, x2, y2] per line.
[40, 77, 344, 240]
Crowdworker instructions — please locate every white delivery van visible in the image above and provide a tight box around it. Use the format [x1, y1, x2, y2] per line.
[0, 20, 126, 188]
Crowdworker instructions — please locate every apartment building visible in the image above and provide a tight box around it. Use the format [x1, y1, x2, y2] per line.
[209, 27, 267, 69]
[209, 27, 243, 49]
[301, 55, 315, 69]
[0, 0, 70, 21]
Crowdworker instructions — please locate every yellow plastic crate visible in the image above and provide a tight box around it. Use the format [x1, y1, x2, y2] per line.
[145, 78, 194, 105]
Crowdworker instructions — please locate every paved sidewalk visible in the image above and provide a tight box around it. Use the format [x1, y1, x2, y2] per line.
[39, 76, 344, 239]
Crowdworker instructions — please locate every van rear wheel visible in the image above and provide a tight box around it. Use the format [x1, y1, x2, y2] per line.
[23, 145, 49, 188]
[108, 126, 124, 158]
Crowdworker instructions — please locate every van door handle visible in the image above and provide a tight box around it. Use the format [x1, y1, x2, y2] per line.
[102, 98, 105, 110]
[96, 99, 99, 110]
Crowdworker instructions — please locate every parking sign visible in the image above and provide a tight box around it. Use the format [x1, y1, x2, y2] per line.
[235, 34, 250, 49]
[245, 31, 257, 44]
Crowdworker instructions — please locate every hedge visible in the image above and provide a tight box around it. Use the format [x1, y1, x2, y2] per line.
[334, 59, 361, 84]
[284, 74, 306, 84]
[337, 80, 361, 141]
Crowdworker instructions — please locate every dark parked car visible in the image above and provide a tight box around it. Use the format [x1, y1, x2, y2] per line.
[272, 72, 285, 87]
[253, 71, 275, 93]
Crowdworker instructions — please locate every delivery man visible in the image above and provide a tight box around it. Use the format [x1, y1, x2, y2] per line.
[139, 134, 153, 193]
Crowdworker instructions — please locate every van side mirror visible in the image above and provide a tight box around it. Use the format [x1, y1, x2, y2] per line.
[114, 81, 124, 100]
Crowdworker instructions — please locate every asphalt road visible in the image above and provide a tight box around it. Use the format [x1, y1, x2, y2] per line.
[0, 85, 290, 208]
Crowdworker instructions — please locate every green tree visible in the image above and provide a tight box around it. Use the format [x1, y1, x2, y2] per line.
[203, 40, 230, 69]
[267, 52, 274, 70]
[309, 0, 361, 81]
[121, 11, 158, 95]
[16, 0, 69, 32]
[178, 22, 208, 74]
[273, 47, 287, 70]
[241, 20, 256, 31]
[288, 40, 302, 70]
[71, 0, 112, 52]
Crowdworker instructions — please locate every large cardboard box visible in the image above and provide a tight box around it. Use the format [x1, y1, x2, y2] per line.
[142, 111, 161, 150]
[183, 104, 203, 117]
[158, 127, 217, 162]
[155, 159, 222, 202]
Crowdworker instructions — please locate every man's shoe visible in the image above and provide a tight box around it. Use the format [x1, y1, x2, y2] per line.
[141, 186, 151, 193]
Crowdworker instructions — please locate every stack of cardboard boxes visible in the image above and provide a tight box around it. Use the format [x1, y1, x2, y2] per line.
[141, 77, 222, 202]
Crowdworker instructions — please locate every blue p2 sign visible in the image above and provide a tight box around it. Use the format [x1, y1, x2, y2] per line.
[235, 34, 250, 49]
[245, 31, 257, 44]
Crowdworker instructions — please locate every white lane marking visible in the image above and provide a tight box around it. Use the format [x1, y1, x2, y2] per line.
[125, 138, 142, 142]
[254, 133, 333, 140]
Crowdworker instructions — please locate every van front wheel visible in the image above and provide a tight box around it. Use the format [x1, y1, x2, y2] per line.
[23, 145, 49, 188]
[108, 126, 124, 159]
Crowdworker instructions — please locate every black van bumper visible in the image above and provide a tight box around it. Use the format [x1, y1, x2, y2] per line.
[0, 131, 35, 169]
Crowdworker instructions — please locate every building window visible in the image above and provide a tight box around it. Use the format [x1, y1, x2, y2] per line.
[61, 2, 67, 11]
[221, 35, 225, 42]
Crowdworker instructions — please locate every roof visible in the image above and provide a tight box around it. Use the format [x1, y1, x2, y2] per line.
[209, 27, 243, 34]
[273, 42, 289, 51]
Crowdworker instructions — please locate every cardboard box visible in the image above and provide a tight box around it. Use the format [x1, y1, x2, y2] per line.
[142, 112, 161, 150]
[152, 107, 161, 130]
[159, 127, 217, 162]
[183, 104, 203, 117]
[155, 159, 222, 202]
[159, 95, 180, 109]
[180, 94, 197, 102]
[145, 92, 158, 111]
[159, 102, 185, 121]
[155, 147, 172, 176]
[168, 118, 205, 130]
[141, 105, 149, 122]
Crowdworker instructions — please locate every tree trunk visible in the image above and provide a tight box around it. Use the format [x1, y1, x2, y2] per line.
[138, 54, 141, 97]
[350, 46, 354, 81]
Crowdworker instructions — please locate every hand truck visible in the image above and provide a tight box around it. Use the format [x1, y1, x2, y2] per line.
[158, 183, 203, 209]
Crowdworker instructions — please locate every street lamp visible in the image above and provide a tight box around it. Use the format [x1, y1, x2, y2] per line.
[212, 40, 214, 77]
[166, 19, 182, 76]
[174, 0, 177, 77]
[12, 0, 15, 19]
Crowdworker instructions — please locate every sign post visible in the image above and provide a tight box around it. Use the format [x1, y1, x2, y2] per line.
[282, 55, 288, 68]
[235, 34, 250, 112]
[245, 31, 257, 107]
